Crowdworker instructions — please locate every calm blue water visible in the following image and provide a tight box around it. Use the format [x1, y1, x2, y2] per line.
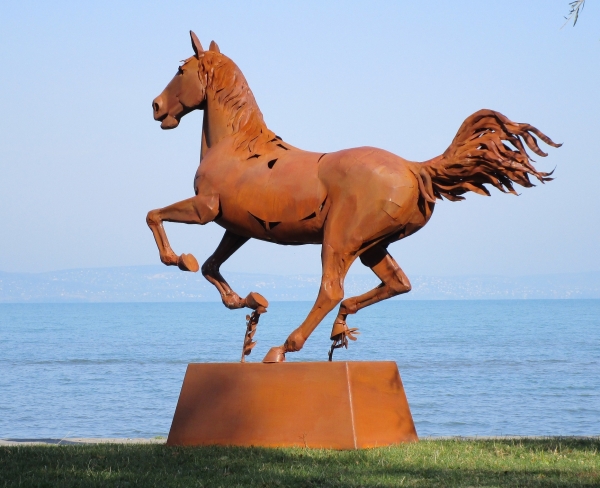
[0, 300, 598, 438]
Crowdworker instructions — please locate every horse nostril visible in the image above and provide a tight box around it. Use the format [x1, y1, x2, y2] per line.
[153, 102, 160, 113]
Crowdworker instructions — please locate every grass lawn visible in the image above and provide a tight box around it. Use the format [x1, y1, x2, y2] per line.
[1, 438, 598, 487]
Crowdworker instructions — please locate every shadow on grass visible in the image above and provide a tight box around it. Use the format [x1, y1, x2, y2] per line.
[0, 438, 598, 487]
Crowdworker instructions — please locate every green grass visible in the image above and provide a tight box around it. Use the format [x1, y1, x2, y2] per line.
[1, 438, 598, 487]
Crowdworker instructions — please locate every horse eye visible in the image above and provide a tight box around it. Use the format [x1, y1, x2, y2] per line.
[178, 67, 184, 75]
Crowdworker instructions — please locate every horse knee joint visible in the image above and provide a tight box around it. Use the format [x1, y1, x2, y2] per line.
[390, 277, 411, 295]
[146, 210, 160, 227]
[201, 258, 217, 277]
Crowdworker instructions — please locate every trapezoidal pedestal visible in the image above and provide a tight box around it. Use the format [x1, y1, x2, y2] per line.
[167, 361, 417, 449]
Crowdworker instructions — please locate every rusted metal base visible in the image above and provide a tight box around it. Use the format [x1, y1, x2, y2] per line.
[167, 361, 418, 449]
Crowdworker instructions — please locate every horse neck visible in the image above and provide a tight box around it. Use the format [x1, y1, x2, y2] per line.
[200, 55, 274, 159]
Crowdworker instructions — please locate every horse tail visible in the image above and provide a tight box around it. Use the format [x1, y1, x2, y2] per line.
[415, 109, 561, 202]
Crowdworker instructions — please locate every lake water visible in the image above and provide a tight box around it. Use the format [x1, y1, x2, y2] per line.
[1, 300, 598, 439]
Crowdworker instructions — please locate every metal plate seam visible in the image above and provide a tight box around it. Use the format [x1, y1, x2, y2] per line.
[345, 362, 357, 449]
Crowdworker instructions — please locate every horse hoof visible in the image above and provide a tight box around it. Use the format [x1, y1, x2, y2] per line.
[330, 318, 347, 340]
[245, 292, 269, 311]
[178, 253, 199, 272]
[262, 346, 286, 363]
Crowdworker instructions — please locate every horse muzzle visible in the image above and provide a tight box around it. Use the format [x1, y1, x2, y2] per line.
[160, 114, 180, 130]
[152, 95, 167, 121]
[151, 96, 176, 129]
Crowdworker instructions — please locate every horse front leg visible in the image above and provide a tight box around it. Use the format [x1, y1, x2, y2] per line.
[146, 196, 213, 272]
[201, 230, 268, 312]
[263, 243, 356, 362]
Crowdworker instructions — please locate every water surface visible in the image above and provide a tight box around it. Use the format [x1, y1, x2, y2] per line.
[1, 300, 598, 438]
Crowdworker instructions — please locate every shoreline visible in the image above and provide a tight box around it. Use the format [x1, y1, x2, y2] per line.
[2, 435, 598, 447]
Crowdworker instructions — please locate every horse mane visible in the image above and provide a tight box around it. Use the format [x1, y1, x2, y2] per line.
[200, 53, 276, 155]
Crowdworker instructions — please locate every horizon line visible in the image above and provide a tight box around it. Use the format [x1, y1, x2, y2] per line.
[1, 264, 599, 279]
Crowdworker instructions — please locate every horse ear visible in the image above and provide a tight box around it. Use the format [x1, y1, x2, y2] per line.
[190, 31, 204, 57]
[209, 40, 220, 53]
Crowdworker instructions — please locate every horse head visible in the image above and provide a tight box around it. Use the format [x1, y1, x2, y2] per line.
[152, 31, 219, 130]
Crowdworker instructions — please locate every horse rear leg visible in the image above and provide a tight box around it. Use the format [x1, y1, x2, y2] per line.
[330, 245, 411, 352]
[263, 243, 356, 362]
[202, 230, 268, 312]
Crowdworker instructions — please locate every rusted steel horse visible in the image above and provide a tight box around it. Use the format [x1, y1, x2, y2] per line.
[147, 32, 560, 362]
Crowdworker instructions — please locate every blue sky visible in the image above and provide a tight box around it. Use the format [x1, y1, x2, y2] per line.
[0, 1, 598, 277]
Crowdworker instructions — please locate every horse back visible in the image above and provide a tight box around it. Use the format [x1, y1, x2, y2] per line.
[319, 147, 420, 212]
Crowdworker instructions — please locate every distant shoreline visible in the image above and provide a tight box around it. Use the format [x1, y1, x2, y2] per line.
[1, 266, 599, 302]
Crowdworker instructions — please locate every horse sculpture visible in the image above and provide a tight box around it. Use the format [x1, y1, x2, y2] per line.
[147, 31, 560, 363]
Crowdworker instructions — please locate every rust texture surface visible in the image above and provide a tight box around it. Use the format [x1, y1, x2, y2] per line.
[167, 361, 417, 449]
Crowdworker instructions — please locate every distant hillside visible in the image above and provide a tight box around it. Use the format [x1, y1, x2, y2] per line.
[1, 266, 599, 303]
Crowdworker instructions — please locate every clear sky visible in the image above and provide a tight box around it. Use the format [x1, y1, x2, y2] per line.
[0, 1, 598, 277]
